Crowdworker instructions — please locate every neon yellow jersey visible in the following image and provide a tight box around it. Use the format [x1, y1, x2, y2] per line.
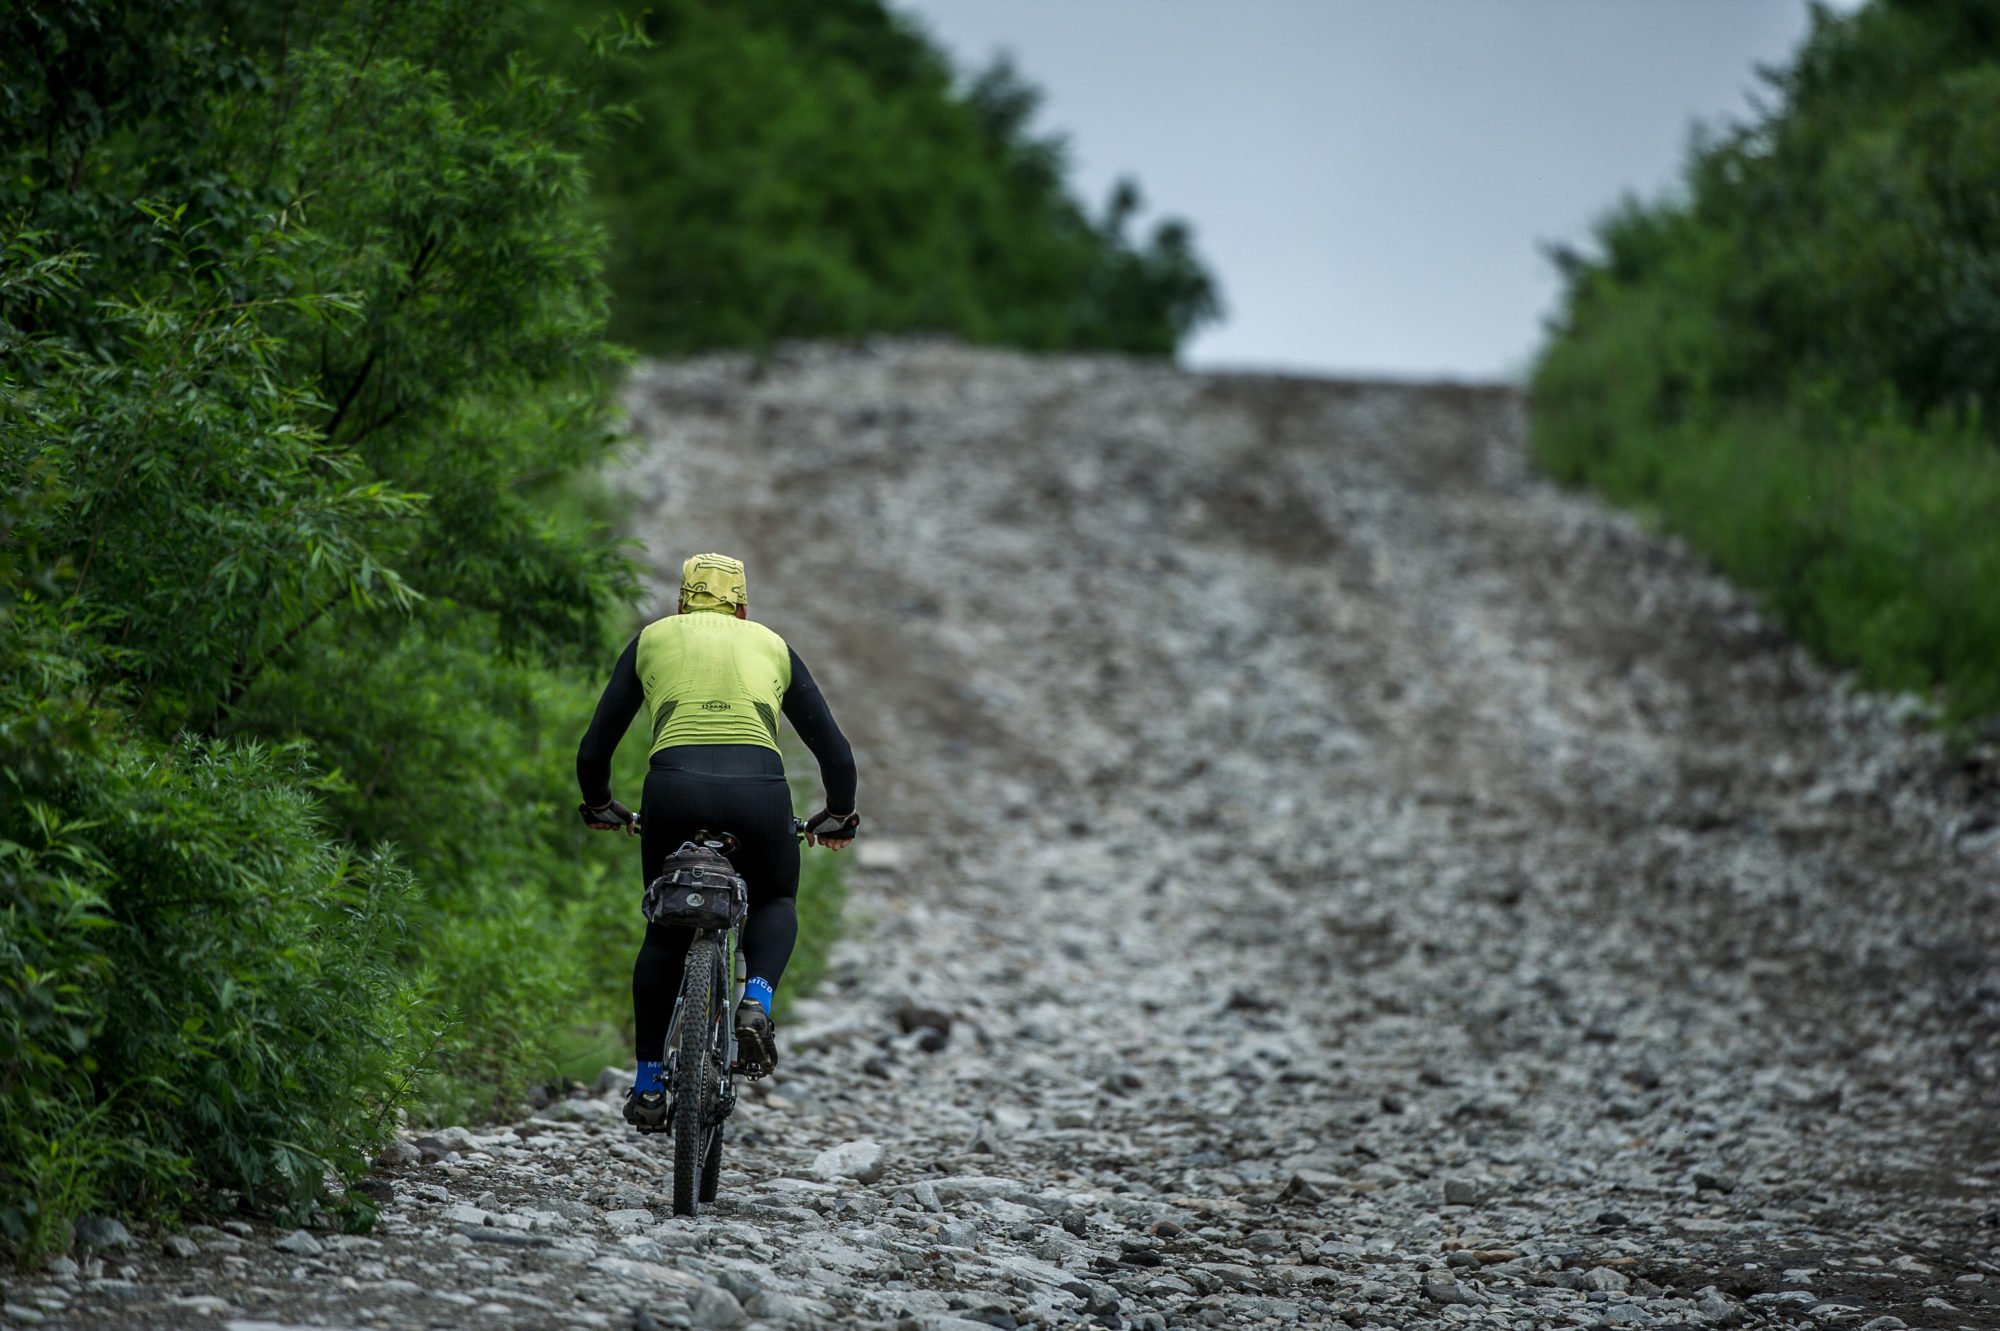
[633, 611, 793, 756]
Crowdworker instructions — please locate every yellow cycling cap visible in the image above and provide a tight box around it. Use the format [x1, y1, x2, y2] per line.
[680, 552, 748, 611]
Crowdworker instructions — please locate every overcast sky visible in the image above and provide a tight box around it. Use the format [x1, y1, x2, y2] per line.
[892, 0, 1861, 381]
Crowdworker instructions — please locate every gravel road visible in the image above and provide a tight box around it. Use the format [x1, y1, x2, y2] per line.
[12, 342, 1999, 1331]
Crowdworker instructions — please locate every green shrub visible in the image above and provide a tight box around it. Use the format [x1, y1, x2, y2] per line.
[1, 721, 420, 1259]
[1533, 0, 2000, 727]
[1, 0, 634, 1247]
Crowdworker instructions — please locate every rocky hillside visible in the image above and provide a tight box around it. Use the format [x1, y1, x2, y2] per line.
[10, 342, 1997, 1330]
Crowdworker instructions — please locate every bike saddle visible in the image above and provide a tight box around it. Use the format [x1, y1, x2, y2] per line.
[690, 828, 739, 856]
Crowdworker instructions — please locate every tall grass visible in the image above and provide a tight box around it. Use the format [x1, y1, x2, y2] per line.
[1534, 398, 2000, 726]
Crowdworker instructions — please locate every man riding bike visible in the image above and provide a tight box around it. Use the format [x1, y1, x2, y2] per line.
[576, 552, 859, 1130]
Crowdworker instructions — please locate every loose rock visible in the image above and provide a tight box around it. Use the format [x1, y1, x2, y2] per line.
[810, 1139, 885, 1184]
[72, 1215, 134, 1251]
[20, 343, 1996, 1331]
[270, 1229, 322, 1257]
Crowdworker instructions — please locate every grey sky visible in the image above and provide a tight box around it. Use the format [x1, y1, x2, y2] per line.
[893, 0, 1860, 381]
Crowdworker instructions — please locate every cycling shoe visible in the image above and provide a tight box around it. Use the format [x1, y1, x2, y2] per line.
[733, 999, 778, 1080]
[622, 1088, 669, 1131]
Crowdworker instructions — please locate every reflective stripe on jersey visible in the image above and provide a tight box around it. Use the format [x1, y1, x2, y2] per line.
[634, 611, 793, 756]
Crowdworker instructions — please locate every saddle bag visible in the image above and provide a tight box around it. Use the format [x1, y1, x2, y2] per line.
[642, 842, 748, 930]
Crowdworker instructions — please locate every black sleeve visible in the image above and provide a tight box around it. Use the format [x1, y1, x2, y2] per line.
[782, 648, 857, 813]
[576, 635, 644, 807]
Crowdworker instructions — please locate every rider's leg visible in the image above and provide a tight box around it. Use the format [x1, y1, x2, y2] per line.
[627, 766, 707, 1121]
[630, 750, 795, 1075]
[735, 799, 801, 1002]
[739, 898, 797, 1011]
[632, 920, 694, 1065]
[728, 786, 799, 1073]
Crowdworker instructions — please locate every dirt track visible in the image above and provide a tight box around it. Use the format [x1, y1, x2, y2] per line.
[17, 342, 1999, 1330]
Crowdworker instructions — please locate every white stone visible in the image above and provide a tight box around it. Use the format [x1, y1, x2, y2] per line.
[427, 1126, 479, 1153]
[603, 1208, 656, 1234]
[270, 1230, 323, 1257]
[810, 1139, 885, 1184]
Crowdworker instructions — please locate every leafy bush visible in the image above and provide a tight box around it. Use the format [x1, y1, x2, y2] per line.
[1, 0, 634, 1251]
[0, 442, 422, 1256]
[6, 0, 1162, 1257]
[1533, 0, 2000, 726]
[0, 732, 421, 1257]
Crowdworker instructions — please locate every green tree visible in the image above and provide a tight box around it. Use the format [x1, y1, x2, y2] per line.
[516, 0, 1221, 356]
[1533, 0, 2000, 726]
[1, 0, 637, 1253]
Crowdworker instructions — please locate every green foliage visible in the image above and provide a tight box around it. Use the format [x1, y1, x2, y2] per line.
[513, 0, 1220, 356]
[0, 699, 421, 1257]
[0, 0, 637, 1254]
[4, 0, 1133, 1259]
[1533, 0, 2000, 726]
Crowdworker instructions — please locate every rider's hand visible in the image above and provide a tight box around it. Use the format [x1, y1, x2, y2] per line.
[805, 808, 859, 850]
[581, 799, 639, 835]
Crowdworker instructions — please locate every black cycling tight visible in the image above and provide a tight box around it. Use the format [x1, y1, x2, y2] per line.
[632, 746, 799, 1063]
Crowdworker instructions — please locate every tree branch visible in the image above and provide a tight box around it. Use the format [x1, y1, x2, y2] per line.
[206, 592, 345, 736]
[323, 344, 380, 442]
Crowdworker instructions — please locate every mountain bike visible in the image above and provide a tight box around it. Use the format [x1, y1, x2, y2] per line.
[642, 826, 748, 1216]
[583, 808, 848, 1215]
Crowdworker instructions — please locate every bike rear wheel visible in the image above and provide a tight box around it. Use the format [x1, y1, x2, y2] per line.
[699, 1122, 725, 1203]
[671, 936, 723, 1216]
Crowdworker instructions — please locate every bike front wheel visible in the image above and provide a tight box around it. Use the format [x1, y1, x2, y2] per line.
[671, 935, 725, 1216]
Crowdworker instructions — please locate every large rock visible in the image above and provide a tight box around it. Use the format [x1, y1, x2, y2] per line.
[745, 1289, 825, 1321]
[272, 1229, 324, 1257]
[618, 1234, 665, 1262]
[689, 1282, 748, 1329]
[604, 1208, 657, 1234]
[73, 1214, 134, 1251]
[534, 1096, 617, 1123]
[373, 1139, 421, 1168]
[411, 1126, 477, 1161]
[811, 1139, 885, 1184]
[1421, 1274, 1482, 1306]
[428, 1125, 479, 1152]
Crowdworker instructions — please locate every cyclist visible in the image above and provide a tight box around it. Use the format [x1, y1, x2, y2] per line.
[577, 553, 859, 1130]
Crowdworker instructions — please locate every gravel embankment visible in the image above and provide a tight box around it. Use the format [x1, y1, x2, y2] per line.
[9, 342, 1997, 1331]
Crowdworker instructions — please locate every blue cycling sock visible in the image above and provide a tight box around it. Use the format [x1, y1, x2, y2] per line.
[635, 1059, 664, 1094]
[744, 977, 774, 1016]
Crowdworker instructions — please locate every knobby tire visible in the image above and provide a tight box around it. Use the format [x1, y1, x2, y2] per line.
[699, 941, 727, 1204]
[671, 936, 717, 1216]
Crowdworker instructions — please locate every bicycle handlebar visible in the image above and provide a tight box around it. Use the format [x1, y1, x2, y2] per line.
[586, 807, 846, 846]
